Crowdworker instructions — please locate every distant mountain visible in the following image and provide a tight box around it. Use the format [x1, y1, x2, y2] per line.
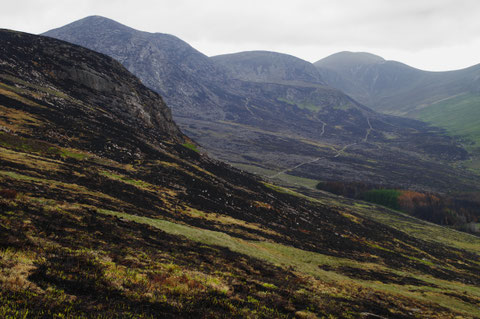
[315, 52, 480, 154]
[45, 15, 230, 120]
[211, 50, 325, 85]
[2, 29, 480, 318]
[315, 51, 431, 113]
[316, 52, 480, 111]
[315, 51, 385, 70]
[44, 16, 479, 193]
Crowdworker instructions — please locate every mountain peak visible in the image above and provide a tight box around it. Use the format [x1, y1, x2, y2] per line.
[315, 51, 385, 70]
[45, 15, 131, 34]
[211, 50, 324, 84]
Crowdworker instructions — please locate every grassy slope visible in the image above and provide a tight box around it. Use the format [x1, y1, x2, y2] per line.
[416, 93, 480, 149]
[264, 182, 480, 255]
[2, 165, 480, 318]
[414, 93, 480, 173]
[100, 209, 480, 316]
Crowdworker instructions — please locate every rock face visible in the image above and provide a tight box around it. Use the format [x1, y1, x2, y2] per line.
[43, 17, 479, 193]
[44, 16, 230, 120]
[0, 28, 184, 158]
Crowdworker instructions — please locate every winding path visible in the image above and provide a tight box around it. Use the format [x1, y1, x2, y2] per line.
[333, 142, 357, 158]
[269, 116, 375, 178]
[269, 157, 321, 178]
[319, 119, 326, 136]
[334, 116, 372, 157]
[363, 117, 373, 143]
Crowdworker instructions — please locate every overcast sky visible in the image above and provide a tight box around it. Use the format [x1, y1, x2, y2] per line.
[2, 0, 480, 71]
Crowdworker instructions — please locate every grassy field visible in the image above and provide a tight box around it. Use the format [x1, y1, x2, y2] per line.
[417, 93, 480, 149]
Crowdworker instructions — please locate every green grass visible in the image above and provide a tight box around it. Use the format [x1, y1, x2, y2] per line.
[276, 98, 296, 106]
[97, 209, 367, 278]
[350, 201, 480, 254]
[0, 132, 56, 155]
[99, 170, 153, 190]
[465, 158, 480, 174]
[0, 170, 123, 207]
[97, 209, 480, 317]
[262, 182, 304, 198]
[0, 132, 90, 161]
[417, 93, 480, 149]
[231, 163, 278, 178]
[277, 98, 323, 112]
[273, 185, 480, 255]
[59, 149, 89, 160]
[274, 173, 319, 189]
[0, 170, 39, 182]
[261, 182, 480, 256]
[182, 142, 199, 153]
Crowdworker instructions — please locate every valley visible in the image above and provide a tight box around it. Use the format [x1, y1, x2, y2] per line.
[315, 51, 480, 160]
[44, 16, 480, 196]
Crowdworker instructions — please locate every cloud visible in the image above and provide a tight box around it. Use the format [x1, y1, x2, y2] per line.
[1, 0, 480, 70]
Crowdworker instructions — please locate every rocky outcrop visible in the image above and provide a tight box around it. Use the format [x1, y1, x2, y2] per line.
[44, 16, 230, 121]
[0, 28, 183, 146]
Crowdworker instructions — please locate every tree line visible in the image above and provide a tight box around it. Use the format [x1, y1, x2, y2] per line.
[316, 181, 480, 234]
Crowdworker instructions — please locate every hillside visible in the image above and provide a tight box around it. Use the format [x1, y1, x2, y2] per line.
[315, 51, 480, 154]
[1, 29, 480, 318]
[43, 16, 479, 194]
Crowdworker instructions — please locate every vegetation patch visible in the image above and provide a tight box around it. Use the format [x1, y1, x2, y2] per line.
[99, 170, 155, 190]
[96, 208, 480, 318]
[182, 142, 199, 153]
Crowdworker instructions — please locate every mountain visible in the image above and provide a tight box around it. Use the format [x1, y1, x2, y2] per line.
[315, 52, 480, 156]
[314, 51, 422, 108]
[211, 50, 325, 85]
[44, 16, 479, 194]
[315, 51, 480, 115]
[2, 28, 480, 318]
[44, 15, 230, 120]
[316, 51, 385, 69]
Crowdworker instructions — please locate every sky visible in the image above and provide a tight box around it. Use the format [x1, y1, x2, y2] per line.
[1, 0, 480, 71]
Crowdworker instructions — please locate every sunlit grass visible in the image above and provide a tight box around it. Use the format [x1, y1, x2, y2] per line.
[97, 209, 480, 317]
